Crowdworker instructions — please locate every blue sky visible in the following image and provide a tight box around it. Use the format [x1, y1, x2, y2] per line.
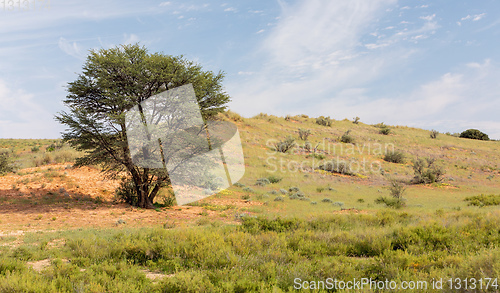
[1, 0, 499, 139]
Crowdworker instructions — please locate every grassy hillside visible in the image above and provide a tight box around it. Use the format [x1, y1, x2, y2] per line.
[0, 112, 499, 292]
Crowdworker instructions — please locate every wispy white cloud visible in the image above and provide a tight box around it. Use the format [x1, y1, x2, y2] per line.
[229, 0, 403, 114]
[256, 29, 265, 34]
[473, 13, 486, 21]
[460, 13, 486, 22]
[420, 14, 436, 21]
[159, 1, 171, 7]
[58, 37, 85, 60]
[123, 34, 140, 45]
[0, 80, 57, 138]
[224, 7, 237, 12]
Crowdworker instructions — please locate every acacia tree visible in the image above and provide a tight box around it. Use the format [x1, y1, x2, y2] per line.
[56, 44, 230, 209]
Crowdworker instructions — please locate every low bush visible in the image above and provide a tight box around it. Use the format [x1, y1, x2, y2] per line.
[0, 152, 14, 175]
[412, 157, 445, 184]
[114, 178, 138, 206]
[464, 194, 500, 207]
[255, 178, 270, 186]
[340, 130, 354, 144]
[220, 110, 244, 122]
[383, 150, 405, 164]
[317, 161, 354, 175]
[353, 117, 360, 124]
[315, 116, 333, 127]
[379, 127, 391, 135]
[266, 175, 282, 184]
[274, 136, 296, 153]
[460, 129, 489, 141]
[298, 128, 311, 141]
[430, 130, 439, 139]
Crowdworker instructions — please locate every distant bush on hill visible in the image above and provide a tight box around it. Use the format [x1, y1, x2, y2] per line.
[383, 150, 405, 164]
[274, 136, 296, 153]
[220, 110, 243, 122]
[412, 157, 444, 184]
[460, 129, 489, 141]
[317, 161, 354, 176]
[340, 130, 354, 144]
[315, 116, 333, 127]
[464, 194, 500, 207]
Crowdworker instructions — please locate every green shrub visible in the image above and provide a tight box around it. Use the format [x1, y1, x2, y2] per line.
[460, 129, 489, 141]
[243, 187, 255, 193]
[266, 175, 282, 184]
[464, 194, 500, 207]
[114, 178, 138, 206]
[274, 196, 284, 202]
[383, 150, 405, 164]
[430, 130, 439, 139]
[298, 128, 311, 141]
[412, 157, 445, 184]
[353, 117, 360, 124]
[373, 122, 386, 128]
[0, 153, 14, 175]
[307, 153, 326, 160]
[274, 136, 296, 153]
[375, 180, 406, 209]
[317, 161, 354, 175]
[315, 116, 333, 127]
[255, 178, 271, 186]
[379, 127, 391, 135]
[31, 146, 40, 152]
[340, 130, 354, 143]
[221, 110, 244, 122]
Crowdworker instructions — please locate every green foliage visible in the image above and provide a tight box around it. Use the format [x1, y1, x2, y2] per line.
[317, 161, 354, 175]
[465, 194, 500, 207]
[255, 178, 270, 186]
[55, 43, 230, 208]
[340, 130, 354, 143]
[315, 116, 333, 127]
[266, 175, 282, 184]
[379, 127, 391, 135]
[1, 213, 500, 291]
[115, 178, 138, 206]
[353, 116, 360, 124]
[298, 128, 311, 141]
[0, 152, 14, 175]
[306, 153, 325, 160]
[273, 136, 296, 153]
[430, 129, 439, 139]
[383, 150, 405, 164]
[412, 157, 445, 184]
[460, 129, 489, 141]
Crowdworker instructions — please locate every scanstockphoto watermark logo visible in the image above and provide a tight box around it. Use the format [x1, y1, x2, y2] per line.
[124, 84, 245, 205]
[265, 138, 394, 174]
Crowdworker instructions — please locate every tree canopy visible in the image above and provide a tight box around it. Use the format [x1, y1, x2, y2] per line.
[56, 44, 231, 208]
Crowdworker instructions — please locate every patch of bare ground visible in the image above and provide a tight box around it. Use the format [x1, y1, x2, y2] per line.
[0, 164, 261, 233]
[142, 269, 174, 282]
